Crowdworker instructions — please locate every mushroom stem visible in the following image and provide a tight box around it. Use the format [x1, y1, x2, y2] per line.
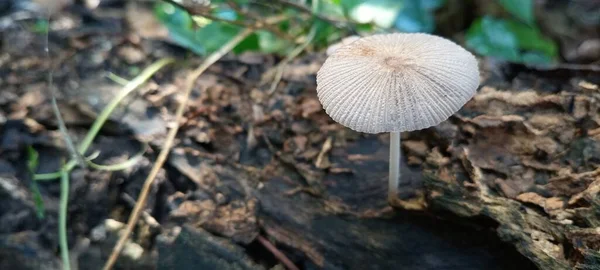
[388, 131, 401, 203]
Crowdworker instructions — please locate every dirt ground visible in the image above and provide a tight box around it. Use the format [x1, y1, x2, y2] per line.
[1, 1, 600, 270]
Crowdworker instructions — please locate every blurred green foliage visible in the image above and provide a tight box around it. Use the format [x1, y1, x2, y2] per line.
[394, 0, 445, 33]
[498, 0, 533, 25]
[466, 16, 557, 65]
[154, 0, 558, 64]
[31, 19, 50, 33]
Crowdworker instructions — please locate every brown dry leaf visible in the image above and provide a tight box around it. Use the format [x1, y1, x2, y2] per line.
[117, 46, 146, 64]
[299, 98, 322, 118]
[329, 167, 354, 174]
[466, 139, 516, 175]
[425, 148, 451, 167]
[547, 168, 600, 197]
[516, 192, 546, 206]
[407, 156, 423, 165]
[521, 158, 561, 172]
[527, 114, 574, 135]
[169, 151, 220, 190]
[568, 179, 600, 206]
[171, 200, 216, 221]
[293, 136, 308, 153]
[283, 135, 307, 155]
[572, 96, 590, 120]
[202, 199, 259, 244]
[282, 62, 321, 82]
[315, 137, 333, 169]
[171, 199, 259, 244]
[578, 80, 599, 91]
[474, 86, 564, 107]
[389, 192, 427, 210]
[544, 197, 565, 212]
[126, 2, 169, 39]
[469, 114, 525, 128]
[516, 193, 564, 215]
[403, 141, 428, 157]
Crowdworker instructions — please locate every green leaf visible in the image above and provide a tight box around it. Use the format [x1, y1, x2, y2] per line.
[466, 17, 520, 61]
[394, 0, 445, 33]
[27, 146, 39, 172]
[31, 19, 49, 34]
[26, 146, 45, 219]
[498, 0, 534, 25]
[520, 51, 555, 65]
[234, 31, 261, 54]
[319, 0, 346, 18]
[256, 30, 289, 54]
[343, 0, 404, 28]
[154, 2, 205, 55]
[195, 22, 241, 53]
[505, 19, 557, 57]
[30, 182, 45, 219]
[154, 2, 262, 55]
[312, 19, 345, 48]
[465, 16, 557, 64]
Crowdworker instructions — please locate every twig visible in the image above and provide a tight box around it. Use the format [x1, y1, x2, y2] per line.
[268, 0, 319, 95]
[162, 0, 295, 42]
[44, 13, 86, 169]
[276, 0, 350, 28]
[102, 27, 255, 270]
[268, 21, 318, 95]
[225, 0, 295, 41]
[121, 193, 161, 229]
[256, 235, 299, 270]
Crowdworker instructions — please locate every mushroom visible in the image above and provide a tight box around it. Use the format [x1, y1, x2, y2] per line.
[316, 33, 479, 204]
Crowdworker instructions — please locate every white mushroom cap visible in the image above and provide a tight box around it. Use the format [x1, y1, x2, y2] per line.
[316, 33, 480, 134]
[326, 35, 361, 56]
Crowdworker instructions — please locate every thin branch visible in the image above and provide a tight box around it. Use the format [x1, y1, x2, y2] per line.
[268, 0, 319, 95]
[162, 0, 295, 42]
[276, 0, 350, 28]
[44, 13, 86, 169]
[257, 235, 299, 270]
[121, 193, 161, 230]
[102, 27, 256, 270]
[225, 0, 295, 41]
[268, 19, 318, 95]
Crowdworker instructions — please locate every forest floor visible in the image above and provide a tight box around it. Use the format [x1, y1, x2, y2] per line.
[1, 1, 599, 270]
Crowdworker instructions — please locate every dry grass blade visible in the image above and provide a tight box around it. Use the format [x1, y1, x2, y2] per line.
[102, 27, 255, 270]
[268, 22, 317, 95]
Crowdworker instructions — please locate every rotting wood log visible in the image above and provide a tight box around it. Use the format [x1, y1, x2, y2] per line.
[420, 63, 600, 270]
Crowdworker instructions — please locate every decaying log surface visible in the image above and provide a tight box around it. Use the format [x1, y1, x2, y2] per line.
[164, 134, 536, 269]
[159, 56, 546, 269]
[420, 64, 600, 270]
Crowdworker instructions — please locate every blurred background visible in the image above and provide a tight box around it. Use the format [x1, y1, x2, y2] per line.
[3, 0, 598, 64]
